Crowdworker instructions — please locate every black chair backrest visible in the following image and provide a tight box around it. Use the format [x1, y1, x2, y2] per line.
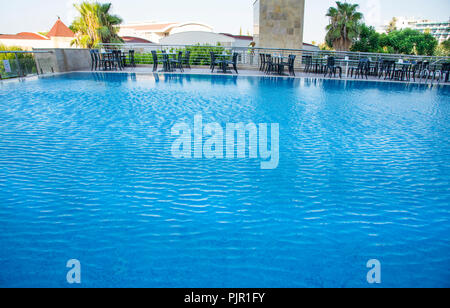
[358, 58, 370, 69]
[178, 51, 183, 61]
[113, 50, 121, 61]
[304, 55, 312, 65]
[327, 57, 335, 67]
[288, 54, 296, 65]
[151, 50, 158, 63]
[232, 52, 239, 63]
[185, 51, 190, 62]
[129, 50, 135, 62]
[210, 51, 216, 63]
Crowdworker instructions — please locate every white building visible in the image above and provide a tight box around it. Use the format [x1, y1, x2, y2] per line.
[159, 31, 318, 50]
[0, 19, 75, 50]
[159, 31, 254, 48]
[415, 20, 450, 43]
[118, 22, 213, 44]
[377, 17, 450, 43]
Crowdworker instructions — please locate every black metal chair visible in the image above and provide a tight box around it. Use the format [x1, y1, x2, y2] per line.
[259, 53, 266, 71]
[210, 52, 224, 73]
[378, 60, 396, 80]
[324, 57, 342, 78]
[304, 55, 313, 73]
[224, 52, 239, 74]
[161, 52, 172, 72]
[279, 54, 296, 76]
[265, 54, 278, 75]
[170, 51, 184, 72]
[151, 50, 159, 72]
[441, 63, 450, 83]
[111, 50, 123, 71]
[349, 58, 370, 79]
[393, 63, 412, 81]
[128, 50, 136, 68]
[183, 51, 191, 69]
[100, 51, 114, 71]
[90, 50, 98, 71]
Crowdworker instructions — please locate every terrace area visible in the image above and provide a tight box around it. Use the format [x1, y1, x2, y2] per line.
[1, 45, 450, 85]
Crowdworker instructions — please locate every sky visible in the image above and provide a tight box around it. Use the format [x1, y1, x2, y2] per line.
[0, 0, 449, 43]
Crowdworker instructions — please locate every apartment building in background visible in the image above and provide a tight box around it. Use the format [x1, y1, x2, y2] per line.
[377, 16, 450, 43]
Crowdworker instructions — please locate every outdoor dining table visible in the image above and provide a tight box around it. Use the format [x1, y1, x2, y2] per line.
[99, 51, 114, 70]
[159, 52, 178, 72]
[313, 57, 326, 73]
[272, 55, 288, 75]
[216, 53, 232, 73]
[340, 58, 353, 77]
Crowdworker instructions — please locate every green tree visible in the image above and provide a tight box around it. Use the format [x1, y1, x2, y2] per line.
[434, 39, 450, 56]
[0, 44, 36, 78]
[380, 29, 437, 55]
[350, 24, 382, 53]
[70, 2, 123, 48]
[325, 1, 363, 51]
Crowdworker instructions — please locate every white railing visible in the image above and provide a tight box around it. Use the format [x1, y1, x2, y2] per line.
[99, 43, 450, 70]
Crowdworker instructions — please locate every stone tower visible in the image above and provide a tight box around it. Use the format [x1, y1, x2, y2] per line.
[253, 0, 305, 49]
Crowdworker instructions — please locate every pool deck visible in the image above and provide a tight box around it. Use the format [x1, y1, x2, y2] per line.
[91, 66, 450, 86]
[1, 66, 449, 86]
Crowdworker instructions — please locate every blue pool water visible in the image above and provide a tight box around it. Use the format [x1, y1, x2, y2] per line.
[0, 72, 449, 288]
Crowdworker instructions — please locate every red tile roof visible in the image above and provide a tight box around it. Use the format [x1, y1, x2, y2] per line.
[47, 19, 74, 38]
[0, 32, 49, 40]
[121, 36, 154, 44]
[220, 33, 254, 40]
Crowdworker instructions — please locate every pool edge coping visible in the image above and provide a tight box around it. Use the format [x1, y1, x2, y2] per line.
[1, 69, 449, 87]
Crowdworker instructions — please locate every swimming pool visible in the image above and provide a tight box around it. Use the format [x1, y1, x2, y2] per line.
[0, 72, 449, 287]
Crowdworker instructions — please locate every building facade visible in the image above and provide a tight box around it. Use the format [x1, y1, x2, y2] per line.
[0, 19, 74, 50]
[415, 20, 450, 43]
[159, 31, 253, 48]
[118, 22, 213, 44]
[377, 17, 450, 43]
[253, 0, 305, 49]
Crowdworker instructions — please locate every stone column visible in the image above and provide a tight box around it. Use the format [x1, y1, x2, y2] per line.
[254, 0, 305, 49]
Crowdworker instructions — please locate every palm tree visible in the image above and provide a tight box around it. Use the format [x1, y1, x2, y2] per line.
[325, 1, 363, 51]
[70, 2, 123, 48]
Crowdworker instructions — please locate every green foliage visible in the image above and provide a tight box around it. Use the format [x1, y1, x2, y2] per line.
[435, 39, 450, 56]
[70, 2, 123, 48]
[133, 45, 226, 66]
[0, 44, 36, 79]
[351, 26, 438, 56]
[443, 39, 450, 51]
[380, 28, 438, 56]
[325, 1, 363, 51]
[185, 45, 226, 66]
[350, 24, 382, 53]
